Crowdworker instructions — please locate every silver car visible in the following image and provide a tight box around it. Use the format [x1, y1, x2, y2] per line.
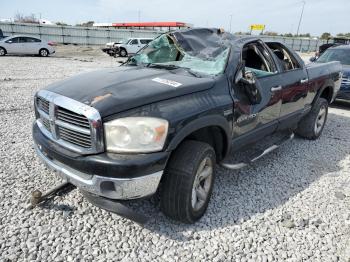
[0, 35, 55, 57]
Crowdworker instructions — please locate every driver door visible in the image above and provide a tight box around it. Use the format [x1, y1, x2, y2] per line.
[232, 41, 283, 147]
[128, 39, 141, 54]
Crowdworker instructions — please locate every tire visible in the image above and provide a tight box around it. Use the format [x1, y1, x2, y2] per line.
[296, 98, 328, 140]
[160, 140, 216, 223]
[39, 48, 49, 57]
[119, 48, 127, 57]
[0, 47, 6, 56]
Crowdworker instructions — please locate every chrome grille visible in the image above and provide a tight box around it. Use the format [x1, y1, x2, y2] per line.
[57, 107, 90, 129]
[35, 90, 103, 154]
[341, 77, 350, 86]
[41, 117, 51, 131]
[58, 125, 92, 148]
[37, 97, 50, 114]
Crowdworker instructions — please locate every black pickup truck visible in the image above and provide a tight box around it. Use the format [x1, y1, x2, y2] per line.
[32, 28, 342, 223]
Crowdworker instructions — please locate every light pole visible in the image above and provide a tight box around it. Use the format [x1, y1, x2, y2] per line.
[229, 14, 233, 33]
[296, 1, 305, 36]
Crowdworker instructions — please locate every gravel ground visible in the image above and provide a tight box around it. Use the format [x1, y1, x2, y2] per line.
[0, 51, 350, 262]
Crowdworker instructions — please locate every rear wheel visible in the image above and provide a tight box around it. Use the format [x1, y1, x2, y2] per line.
[160, 140, 216, 223]
[296, 98, 328, 140]
[39, 48, 49, 57]
[0, 47, 6, 56]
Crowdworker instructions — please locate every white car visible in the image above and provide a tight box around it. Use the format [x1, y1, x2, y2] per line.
[116, 38, 153, 57]
[0, 35, 55, 57]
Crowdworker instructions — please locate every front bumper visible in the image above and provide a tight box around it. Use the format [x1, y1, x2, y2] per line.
[33, 123, 169, 200]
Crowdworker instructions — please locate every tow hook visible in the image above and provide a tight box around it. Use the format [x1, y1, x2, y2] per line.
[27, 182, 149, 225]
[27, 181, 76, 209]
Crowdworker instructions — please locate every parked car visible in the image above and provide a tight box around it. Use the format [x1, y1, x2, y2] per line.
[315, 37, 350, 58]
[312, 45, 350, 100]
[0, 35, 55, 57]
[114, 37, 153, 57]
[32, 28, 341, 223]
[0, 29, 6, 40]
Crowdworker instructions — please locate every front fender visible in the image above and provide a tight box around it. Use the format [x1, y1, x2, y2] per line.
[166, 115, 232, 158]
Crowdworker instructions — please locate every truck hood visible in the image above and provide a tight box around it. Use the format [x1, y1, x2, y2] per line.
[45, 66, 215, 117]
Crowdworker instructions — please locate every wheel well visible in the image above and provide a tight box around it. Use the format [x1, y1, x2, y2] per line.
[319, 86, 333, 103]
[183, 126, 228, 161]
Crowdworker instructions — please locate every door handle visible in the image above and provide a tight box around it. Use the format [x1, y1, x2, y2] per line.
[271, 85, 282, 92]
[300, 78, 309, 84]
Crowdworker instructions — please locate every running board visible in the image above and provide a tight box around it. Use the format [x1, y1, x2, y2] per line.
[221, 133, 294, 170]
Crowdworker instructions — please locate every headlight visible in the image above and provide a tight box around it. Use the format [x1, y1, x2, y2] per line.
[104, 117, 168, 153]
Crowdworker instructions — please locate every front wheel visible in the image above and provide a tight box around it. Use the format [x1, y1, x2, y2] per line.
[160, 140, 216, 223]
[296, 98, 328, 140]
[119, 48, 127, 57]
[39, 48, 49, 57]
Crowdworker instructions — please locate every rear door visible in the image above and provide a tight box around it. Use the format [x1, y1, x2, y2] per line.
[266, 43, 309, 129]
[24, 37, 42, 54]
[140, 39, 151, 48]
[232, 41, 283, 146]
[18, 37, 32, 54]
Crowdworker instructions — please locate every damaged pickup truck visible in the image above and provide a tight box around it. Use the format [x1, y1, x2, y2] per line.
[32, 28, 342, 223]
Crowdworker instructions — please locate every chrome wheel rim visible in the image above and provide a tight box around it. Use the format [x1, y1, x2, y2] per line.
[41, 50, 48, 56]
[120, 50, 126, 56]
[314, 105, 326, 134]
[0, 49, 4, 56]
[191, 157, 213, 211]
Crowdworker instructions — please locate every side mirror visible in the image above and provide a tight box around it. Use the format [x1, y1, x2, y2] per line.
[6, 40, 12, 44]
[236, 70, 262, 105]
[309, 57, 317, 62]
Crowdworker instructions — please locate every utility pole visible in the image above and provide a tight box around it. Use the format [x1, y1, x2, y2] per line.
[296, 1, 305, 36]
[229, 14, 233, 33]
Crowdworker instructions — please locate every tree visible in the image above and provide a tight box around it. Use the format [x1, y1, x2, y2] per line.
[336, 33, 350, 38]
[56, 22, 69, 26]
[14, 12, 38, 23]
[76, 21, 95, 27]
[320, 32, 331, 40]
[263, 31, 278, 36]
[283, 33, 293, 37]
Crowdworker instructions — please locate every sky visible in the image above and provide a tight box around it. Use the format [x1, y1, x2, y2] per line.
[1, 0, 349, 36]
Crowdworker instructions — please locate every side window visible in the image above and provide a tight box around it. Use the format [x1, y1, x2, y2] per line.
[130, 39, 139, 45]
[267, 43, 301, 71]
[140, 39, 150, 44]
[19, 37, 29, 43]
[27, 37, 41, 43]
[6, 37, 19, 43]
[242, 42, 277, 78]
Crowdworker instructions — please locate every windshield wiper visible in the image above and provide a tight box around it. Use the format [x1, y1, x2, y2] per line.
[146, 63, 202, 78]
[145, 63, 180, 69]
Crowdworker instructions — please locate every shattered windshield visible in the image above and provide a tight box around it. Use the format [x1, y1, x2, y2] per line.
[127, 33, 230, 76]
